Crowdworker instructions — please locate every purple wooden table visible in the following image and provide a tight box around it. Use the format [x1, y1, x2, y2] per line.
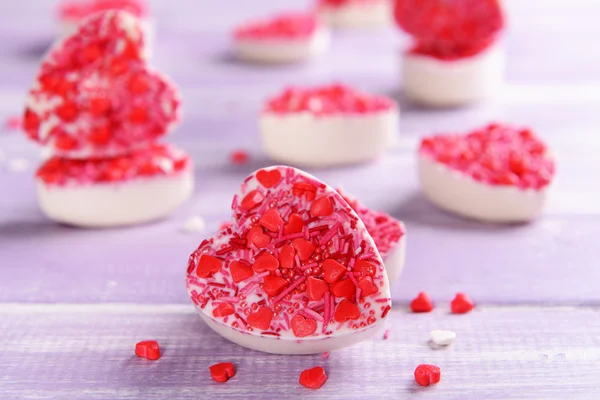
[1, 0, 600, 398]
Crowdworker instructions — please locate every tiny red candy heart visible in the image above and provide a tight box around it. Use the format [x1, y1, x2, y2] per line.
[240, 190, 265, 211]
[213, 302, 236, 318]
[246, 306, 274, 330]
[292, 182, 318, 200]
[246, 226, 270, 248]
[230, 261, 254, 283]
[357, 276, 378, 298]
[196, 255, 222, 278]
[262, 275, 289, 297]
[353, 259, 376, 277]
[279, 245, 295, 269]
[292, 238, 316, 262]
[414, 364, 441, 387]
[310, 196, 334, 217]
[322, 259, 347, 284]
[451, 292, 474, 314]
[209, 362, 236, 383]
[252, 252, 279, 273]
[259, 208, 283, 232]
[331, 278, 355, 302]
[410, 291, 434, 313]
[256, 168, 281, 188]
[306, 276, 328, 301]
[135, 340, 160, 360]
[334, 299, 360, 323]
[284, 213, 304, 235]
[299, 366, 328, 389]
[291, 314, 317, 338]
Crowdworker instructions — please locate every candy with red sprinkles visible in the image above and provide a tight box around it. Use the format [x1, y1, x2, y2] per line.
[414, 364, 441, 387]
[23, 11, 181, 158]
[299, 366, 328, 389]
[410, 291, 434, 313]
[134, 340, 160, 360]
[209, 362, 236, 383]
[451, 292, 474, 314]
[59, 0, 149, 20]
[234, 12, 319, 40]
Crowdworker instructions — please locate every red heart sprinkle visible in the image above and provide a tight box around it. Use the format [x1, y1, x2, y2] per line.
[291, 314, 317, 338]
[334, 300, 360, 323]
[256, 168, 282, 188]
[322, 258, 347, 284]
[284, 213, 304, 235]
[135, 340, 160, 360]
[357, 276, 378, 298]
[246, 306, 274, 330]
[246, 226, 270, 248]
[310, 196, 334, 217]
[451, 292, 474, 314]
[292, 182, 317, 200]
[230, 261, 254, 283]
[353, 259, 377, 277]
[306, 276, 328, 301]
[414, 364, 441, 387]
[213, 303, 236, 318]
[278, 245, 296, 269]
[240, 190, 265, 211]
[253, 252, 280, 273]
[262, 275, 289, 297]
[292, 238, 316, 262]
[299, 366, 327, 389]
[209, 362, 236, 383]
[196, 255, 222, 278]
[410, 291, 434, 313]
[259, 208, 283, 232]
[331, 278, 355, 301]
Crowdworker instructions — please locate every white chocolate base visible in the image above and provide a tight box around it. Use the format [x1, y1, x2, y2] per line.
[234, 28, 330, 64]
[260, 109, 399, 167]
[318, 0, 392, 28]
[58, 17, 155, 59]
[383, 229, 406, 285]
[200, 311, 384, 355]
[37, 171, 193, 227]
[402, 44, 504, 107]
[419, 154, 549, 222]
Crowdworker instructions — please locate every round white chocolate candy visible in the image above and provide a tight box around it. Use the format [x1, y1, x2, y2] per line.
[418, 124, 555, 223]
[318, 0, 393, 28]
[402, 43, 505, 107]
[186, 166, 392, 354]
[36, 144, 193, 228]
[260, 84, 399, 167]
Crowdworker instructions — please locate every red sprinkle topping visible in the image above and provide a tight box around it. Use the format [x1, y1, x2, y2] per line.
[186, 166, 391, 341]
[134, 340, 160, 360]
[234, 12, 319, 40]
[23, 11, 180, 158]
[410, 291, 433, 313]
[319, 0, 384, 7]
[420, 123, 555, 190]
[59, 0, 149, 20]
[299, 366, 328, 389]
[36, 143, 191, 186]
[394, 0, 504, 59]
[338, 190, 404, 258]
[230, 149, 250, 165]
[451, 292, 474, 314]
[414, 364, 441, 387]
[264, 84, 395, 116]
[209, 362, 236, 383]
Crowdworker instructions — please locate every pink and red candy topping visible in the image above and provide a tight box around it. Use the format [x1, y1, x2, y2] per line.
[410, 291, 434, 313]
[59, 0, 149, 20]
[234, 12, 319, 40]
[23, 11, 180, 159]
[451, 292, 474, 314]
[209, 362, 236, 383]
[318, 0, 386, 7]
[414, 364, 441, 387]
[394, 0, 504, 59]
[420, 123, 555, 191]
[338, 189, 404, 259]
[186, 166, 391, 341]
[36, 143, 191, 186]
[135, 340, 160, 360]
[299, 366, 328, 389]
[264, 83, 395, 116]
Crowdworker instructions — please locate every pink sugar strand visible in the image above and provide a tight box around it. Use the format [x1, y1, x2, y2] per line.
[304, 225, 309, 239]
[355, 288, 362, 302]
[319, 222, 340, 245]
[272, 276, 307, 304]
[348, 257, 356, 271]
[375, 298, 390, 303]
[383, 329, 390, 340]
[300, 307, 324, 322]
[301, 262, 318, 271]
[240, 281, 258, 295]
[283, 312, 291, 329]
[219, 296, 239, 303]
[295, 255, 301, 267]
[278, 220, 284, 239]
[323, 292, 331, 333]
[223, 277, 232, 288]
[347, 271, 359, 287]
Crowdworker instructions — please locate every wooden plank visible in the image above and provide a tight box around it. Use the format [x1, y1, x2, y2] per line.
[1, 304, 599, 399]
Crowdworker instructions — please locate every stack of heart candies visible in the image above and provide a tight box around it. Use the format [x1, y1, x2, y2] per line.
[21, 11, 194, 228]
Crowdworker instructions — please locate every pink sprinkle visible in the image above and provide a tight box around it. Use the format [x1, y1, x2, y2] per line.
[322, 352, 330, 359]
[323, 292, 331, 333]
[301, 262, 318, 271]
[240, 281, 258, 295]
[383, 329, 390, 340]
[355, 288, 362, 302]
[278, 220, 284, 239]
[319, 222, 340, 245]
[300, 307, 324, 322]
[219, 297, 240, 303]
[375, 298, 390, 303]
[304, 225, 309, 239]
[283, 312, 291, 329]
[295, 255, 301, 267]
[278, 232, 305, 242]
[272, 276, 306, 304]
[348, 257, 356, 271]
[346, 271, 359, 287]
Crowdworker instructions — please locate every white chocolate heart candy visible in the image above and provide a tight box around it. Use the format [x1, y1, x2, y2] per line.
[186, 166, 392, 354]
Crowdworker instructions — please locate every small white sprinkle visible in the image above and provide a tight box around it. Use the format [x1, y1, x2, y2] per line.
[6, 158, 30, 172]
[182, 216, 206, 233]
[430, 330, 456, 346]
